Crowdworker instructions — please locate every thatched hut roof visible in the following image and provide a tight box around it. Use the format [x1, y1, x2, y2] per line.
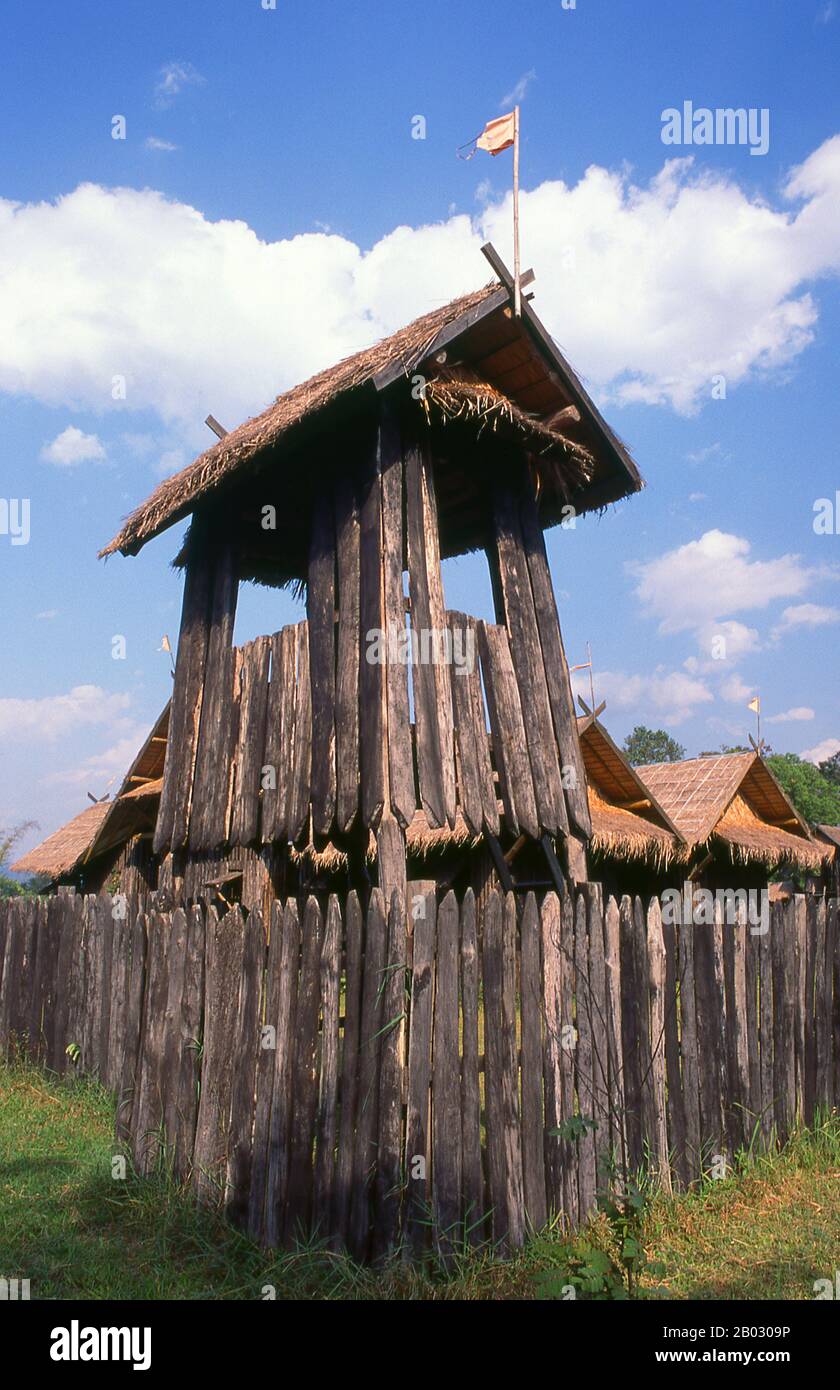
[637, 753, 828, 872]
[577, 717, 684, 866]
[100, 256, 643, 566]
[815, 824, 840, 852]
[11, 802, 110, 881]
[11, 706, 170, 885]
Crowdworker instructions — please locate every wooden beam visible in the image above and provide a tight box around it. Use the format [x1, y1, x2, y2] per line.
[372, 286, 511, 392]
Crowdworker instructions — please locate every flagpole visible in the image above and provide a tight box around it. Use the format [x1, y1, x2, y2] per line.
[513, 104, 521, 317]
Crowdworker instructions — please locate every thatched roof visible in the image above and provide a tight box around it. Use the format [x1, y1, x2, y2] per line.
[292, 808, 480, 874]
[715, 794, 827, 872]
[11, 707, 169, 885]
[11, 802, 110, 880]
[101, 258, 643, 563]
[815, 824, 840, 852]
[577, 717, 684, 865]
[637, 753, 827, 871]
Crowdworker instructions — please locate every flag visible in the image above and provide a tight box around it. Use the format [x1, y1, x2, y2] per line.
[476, 111, 516, 156]
[747, 696, 760, 714]
[159, 634, 172, 654]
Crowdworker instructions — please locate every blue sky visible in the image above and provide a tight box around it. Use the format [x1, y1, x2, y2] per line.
[1, 0, 839, 860]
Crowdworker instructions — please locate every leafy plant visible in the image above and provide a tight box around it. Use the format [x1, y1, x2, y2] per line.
[623, 726, 686, 766]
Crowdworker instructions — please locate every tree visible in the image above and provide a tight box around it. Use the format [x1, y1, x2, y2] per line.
[0, 821, 39, 899]
[819, 750, 840, 790]
[766, 754, 840, 826]
[623, 726, 686, 766]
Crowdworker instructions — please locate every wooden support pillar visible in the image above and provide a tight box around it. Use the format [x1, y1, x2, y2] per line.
[190, 533, 239, 850]
[376, 815, 407, 919]
[154, 516, 213, 853]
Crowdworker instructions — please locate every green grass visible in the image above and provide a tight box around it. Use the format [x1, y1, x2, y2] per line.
[2, 1061, 839, 1300]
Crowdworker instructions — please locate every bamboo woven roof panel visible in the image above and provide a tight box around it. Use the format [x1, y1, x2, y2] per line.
[637, 752, 818, 863]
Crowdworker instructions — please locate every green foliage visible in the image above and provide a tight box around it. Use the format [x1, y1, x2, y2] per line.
[0, 821, 44, 898]
[819, 750, 840, 790]
[623, 726, 686, 766]
[766, 753, 840, 825]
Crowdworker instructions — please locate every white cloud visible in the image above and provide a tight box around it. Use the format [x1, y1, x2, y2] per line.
[719, 673, 754, 704]
[802, 736, 840, 764]
[153, 61, 204, 109]
[632, 530, 816, 636]
[0, 686, 130, 742]
[688, 491, 706, 502]
[41, 725, 148, 789]
[0, 136, 837, 431]
[145, 137, 178, 152]
[40, 425, 105, 466]
[573, 666, 713, 726]
[766, 707, 815, 724]
[500, 70, 536, 108]
[35, 609, 58, 621]
[772, 602, 840, 636]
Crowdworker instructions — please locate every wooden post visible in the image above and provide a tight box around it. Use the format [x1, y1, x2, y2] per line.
[513, 105, 521, 318]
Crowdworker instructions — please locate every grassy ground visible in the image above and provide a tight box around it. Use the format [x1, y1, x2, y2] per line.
[2, 1061, 839, 1300]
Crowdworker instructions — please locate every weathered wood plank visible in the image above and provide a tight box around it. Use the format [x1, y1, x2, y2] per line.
[332, 891, 363, 1248]
[477, 621, 539, 839]
[758, 905, 775, 1147]
[662, 906, 687, 1187]
[603, 895, 627, 1171]
[380, 411, 416, 828]
[192, 906, 246, 1204]
[492, 480, 567, 837]
[618, 894, 643, 1173]
[349, 888, 387, 1259]
[308, 491, 337, 836]
[540, 892, 565, 1221]
[447, 611, 499, 836]
[358, 449, 387, 828]
[226, 908, 265, 1226]
[230, 636, 271, 846]
[116, 912, 147, 1144]
[520, 892, 547, 1233]
[815, 898, 833, 1110]
[313, 895, 342, 1240]
[558, 889, 578, 1226]
[131, 910, 172, 1174]
[285, 896, 324, 1242]
[517, 486, 591, 838]
[431, 889, 462, 1256]
[646, 897, 671, 1192]
[156, 521, 213, 852]
[172, 904, 205, 1180]
[334, 479, 361, 833]
[772, 898, 797, 1142]
[482, 890, 507, 1244]
[677, 910, 702, 1179]
[264, 899, 301, 1247]
[404, 886, 436, 1253]
[287, 621, 313, 844]
[375, 891, 407, 1257]
[189, 537, 239, 850]
[575, 892, 597, 1218]
[459, 888, 483, 1242]
[585, 884, 611, 1191]
[405, 432, 456, 828]
[261, 626, 296, 843]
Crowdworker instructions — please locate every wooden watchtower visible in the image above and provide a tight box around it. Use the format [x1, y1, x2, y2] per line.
[101, 246, 643, 915]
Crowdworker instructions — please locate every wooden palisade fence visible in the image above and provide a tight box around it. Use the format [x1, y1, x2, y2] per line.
[0, 887, 837, 1260]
